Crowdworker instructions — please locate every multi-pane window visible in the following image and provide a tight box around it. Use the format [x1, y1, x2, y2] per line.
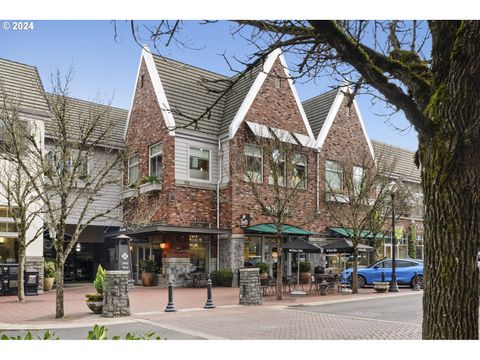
[325, 160, 343, 192]
[292, 154, 307, 189]
[149, 142, 162, 180]
[244, 144, 263, 183]
[353, 166, 364, 195]
[269, 150, 286, 186]
[77, 155, 89, 180]
[412, 194, 424, 218]
[128, 155, 139, 185]
[189, 147, 210, 181]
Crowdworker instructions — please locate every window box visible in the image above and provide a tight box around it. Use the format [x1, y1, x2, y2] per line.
[139, 182, 162, 194]
[122, 188, 137, 199]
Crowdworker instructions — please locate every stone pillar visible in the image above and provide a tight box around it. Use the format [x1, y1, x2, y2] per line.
[102, 270, 130, 318]
[26, 256, 44, 293]
[219, 235, 244, 287]
[239, 268, 262, 305]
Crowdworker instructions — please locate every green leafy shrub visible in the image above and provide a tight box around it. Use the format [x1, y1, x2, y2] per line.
[44, 260, 56, 278]
[210, 269, 233, 287]
[253, 262, 269, 274]
[299, 261, 311, 273]
[0, 330, 58, 340]
[87, 325, 161, 340]
[139, 259, 157, 273]
[142, 175, 158, 184]
[93, 265, 105, 295]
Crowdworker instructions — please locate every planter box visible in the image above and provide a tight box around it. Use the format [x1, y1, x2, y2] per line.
[122, 188, 137, 199]
[373, 282, 390, 293]
[139, 182, 162, 194]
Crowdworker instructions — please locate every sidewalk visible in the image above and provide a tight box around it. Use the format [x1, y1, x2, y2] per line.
[0, 283, 420, 329]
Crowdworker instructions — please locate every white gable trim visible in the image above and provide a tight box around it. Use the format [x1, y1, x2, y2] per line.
[352, 98, 375, 159]
[143, 47, 176, 136]
[278, 53, 316, 140]
[314, 88, 345, 148]
[228, 48, 281, 139]
[124, 46, 176, 139]
[314, 86, 375, 159]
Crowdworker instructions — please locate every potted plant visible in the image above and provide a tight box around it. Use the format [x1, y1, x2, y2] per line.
[373, 281, 390, 293]
[85, 265, 105, 314]
[254, 262, 269, 280]
[299, 261, 311, 284]
[139, 259, 157, 286]
[43, 259, 56, 291]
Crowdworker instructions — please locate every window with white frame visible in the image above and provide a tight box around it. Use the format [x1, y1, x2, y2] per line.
[353, 166, 364, 195]
[77, 154, 89, 180]
[325, 160, 343, 192]
[189, 147, 210, 181]
[412, 194, 424, 218]
[269, 149, 286, 186]
[244, 144, 263, 183]
[292, 153, 307, 189]
[128, 155, 139, 185]
[149, 142, 162, 180]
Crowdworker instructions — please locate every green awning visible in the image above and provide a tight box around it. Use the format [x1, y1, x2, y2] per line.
[329, 227, 386, 239]
[244, 224, 316, 236]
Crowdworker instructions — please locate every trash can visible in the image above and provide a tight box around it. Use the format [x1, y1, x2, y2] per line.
[24, 268, 39, 296]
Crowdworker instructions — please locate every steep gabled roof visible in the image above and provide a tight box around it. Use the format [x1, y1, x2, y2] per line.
[372, 140, 421, 183]
[153, 55, 228, 134]
[302, 89, 338, 137]
[0, 58, 50, 116]
[45, 94, 128, 148]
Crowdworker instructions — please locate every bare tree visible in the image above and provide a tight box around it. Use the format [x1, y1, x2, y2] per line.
[6, 71, 125, 318]
[0, 89, 45, 303]
[237, 128, 316, 300]
[130, 20, 480, 339]
[322, 147, 411, 293]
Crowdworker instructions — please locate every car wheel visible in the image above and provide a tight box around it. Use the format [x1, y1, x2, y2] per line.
[357, 275, 366, 288]
[411, 274, 424, 288]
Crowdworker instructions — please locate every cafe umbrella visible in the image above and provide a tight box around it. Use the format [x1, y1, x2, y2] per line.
[320, 239, 374, 290]
[282, 238, 322, 295]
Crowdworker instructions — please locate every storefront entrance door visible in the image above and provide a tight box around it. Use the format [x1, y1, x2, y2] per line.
[132, 243, 152, 283]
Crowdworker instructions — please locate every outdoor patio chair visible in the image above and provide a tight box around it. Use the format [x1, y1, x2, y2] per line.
[183, 273, 194, 287]
[309, 275, 320, 293]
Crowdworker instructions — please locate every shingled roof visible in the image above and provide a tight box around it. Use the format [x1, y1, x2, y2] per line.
[302, 88, 338, 137]
[45, 94, 128, 148]
[152, 54, 265, 136]
[372, 140, 421, 183]
[0, 58, 50, 117]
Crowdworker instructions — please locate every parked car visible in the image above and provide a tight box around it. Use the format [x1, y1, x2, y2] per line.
[341, 258, 424, 288]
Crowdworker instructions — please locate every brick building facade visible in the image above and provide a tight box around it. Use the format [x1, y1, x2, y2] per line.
[122, 46, 424, 286]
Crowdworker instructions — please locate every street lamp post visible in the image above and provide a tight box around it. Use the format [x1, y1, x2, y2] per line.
[389, 183, 399, 292]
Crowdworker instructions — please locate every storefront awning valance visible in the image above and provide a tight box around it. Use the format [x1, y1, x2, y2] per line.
[244, 223, 316, 236]
[328, 227, 385, 239]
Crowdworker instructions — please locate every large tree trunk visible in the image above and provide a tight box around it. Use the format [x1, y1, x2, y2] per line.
[421, 137, 480, 339]
[420, 21, 480, 339]
[17, 242, 25, 303]
[55, 251, 65, 318]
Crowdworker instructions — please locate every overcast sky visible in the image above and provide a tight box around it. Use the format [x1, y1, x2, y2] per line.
[0, 20, 419, 150]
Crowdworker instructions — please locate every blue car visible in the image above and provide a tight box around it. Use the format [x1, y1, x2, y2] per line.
[341, 258, 423, 288]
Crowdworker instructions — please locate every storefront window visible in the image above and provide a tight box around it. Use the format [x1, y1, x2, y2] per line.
[189, 235, 209, 272]
[0, 237, 18, 263]
[243, 236, 261, 266]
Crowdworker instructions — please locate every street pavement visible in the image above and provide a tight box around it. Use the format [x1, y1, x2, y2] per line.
[1, 291, 423, 340]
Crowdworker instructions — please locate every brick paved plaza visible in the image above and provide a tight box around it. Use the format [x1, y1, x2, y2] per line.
[0, 284, 422, 339]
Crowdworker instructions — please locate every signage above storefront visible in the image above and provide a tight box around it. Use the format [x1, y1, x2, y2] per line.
[239, 214, 251, 228]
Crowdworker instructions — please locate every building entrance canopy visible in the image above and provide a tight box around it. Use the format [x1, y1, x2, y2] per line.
[244, 223, 316, 236]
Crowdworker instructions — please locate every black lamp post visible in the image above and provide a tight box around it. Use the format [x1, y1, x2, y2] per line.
[389, 182, 399, 292]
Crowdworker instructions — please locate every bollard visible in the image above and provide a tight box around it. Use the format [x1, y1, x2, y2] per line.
[412, 272, 420, 291]
[164, 280, 177, 312]
[381, 271, 385, 282]
[204, 276, 216, 309]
